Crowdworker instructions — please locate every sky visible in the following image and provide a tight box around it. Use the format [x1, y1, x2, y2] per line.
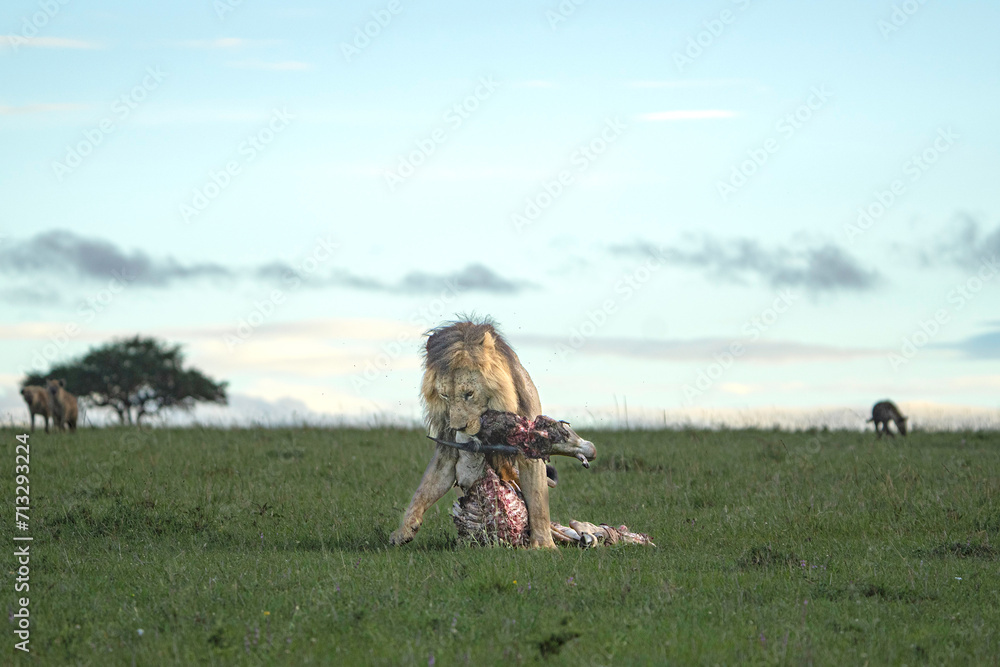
[1, 0, 999, 429]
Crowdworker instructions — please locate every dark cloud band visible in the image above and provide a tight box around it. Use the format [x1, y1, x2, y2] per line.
[610, 236, 880, 293]
[0, 230, 231, 286]
[0, 230, 533, 300]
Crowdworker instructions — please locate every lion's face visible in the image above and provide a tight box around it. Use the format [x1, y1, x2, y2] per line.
[435, 368, 490, 435]
[421, 322, 536, 444]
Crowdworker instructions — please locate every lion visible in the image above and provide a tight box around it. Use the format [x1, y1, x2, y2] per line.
[46, 379, 79, 432]
[21, 385, 52, 433]
[390, 319, 557, 548]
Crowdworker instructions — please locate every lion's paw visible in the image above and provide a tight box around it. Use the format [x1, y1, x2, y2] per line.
[529, 535, 558, 550]
[389, 527, 416, 546]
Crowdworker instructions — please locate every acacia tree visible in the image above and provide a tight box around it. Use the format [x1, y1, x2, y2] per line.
[23, 336, 227, 425]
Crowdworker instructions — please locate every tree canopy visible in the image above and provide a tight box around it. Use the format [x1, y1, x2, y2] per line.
[23, 336, 227, 425]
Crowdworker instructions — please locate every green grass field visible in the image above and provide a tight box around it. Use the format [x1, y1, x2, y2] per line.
[3, 425, 998, 665]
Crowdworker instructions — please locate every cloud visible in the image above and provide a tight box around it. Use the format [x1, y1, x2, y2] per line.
[0, 231, 533, 299]
[516, 335, 886, 363]
[323, 270, 387, 291]
[163, 389, 415, 426]
[157, 317, 420, 343]
[945, 329, 1000, 360]
[627, 79, 763, 90]
[939, 375, 1000, 391]
[0, 103, 90, 115]
[397, 264, 530, 295]
[0, 317, 420, 344]
[637, 110, 739, 121]
[0, 231, 233, 286]
[920, 214, 1000, 268]
[0, 36, 102, 49]
[225, 59, 312, 71]
[195, 339, 403, 379]
[258, 261, 533, 295]
[0, 286, 62, 306]
[611, 237, 880, 293]
[174, 38, 282, 49]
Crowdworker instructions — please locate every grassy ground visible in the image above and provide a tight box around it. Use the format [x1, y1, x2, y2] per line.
[2, 425, 998, 665]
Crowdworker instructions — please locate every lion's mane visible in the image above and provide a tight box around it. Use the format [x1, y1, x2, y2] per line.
[421, 319, 540, 439]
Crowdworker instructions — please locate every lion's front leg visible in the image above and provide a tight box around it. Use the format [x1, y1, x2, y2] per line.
[519, 457, 556, 549]
[390, 445, 458, 546]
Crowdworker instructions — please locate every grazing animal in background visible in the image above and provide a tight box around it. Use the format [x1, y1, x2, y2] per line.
[46, 379, 79, 432]
[438, 409, 654, 548]
[868, 400, 907, 438]
[21, 385, 51, 433]
[389, 319, 557, 548]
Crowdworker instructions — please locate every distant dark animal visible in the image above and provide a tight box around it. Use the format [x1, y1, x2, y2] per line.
[867, 400, 907, 438]
[46, 379, 79, 432]
[21, 385, 51, 433]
